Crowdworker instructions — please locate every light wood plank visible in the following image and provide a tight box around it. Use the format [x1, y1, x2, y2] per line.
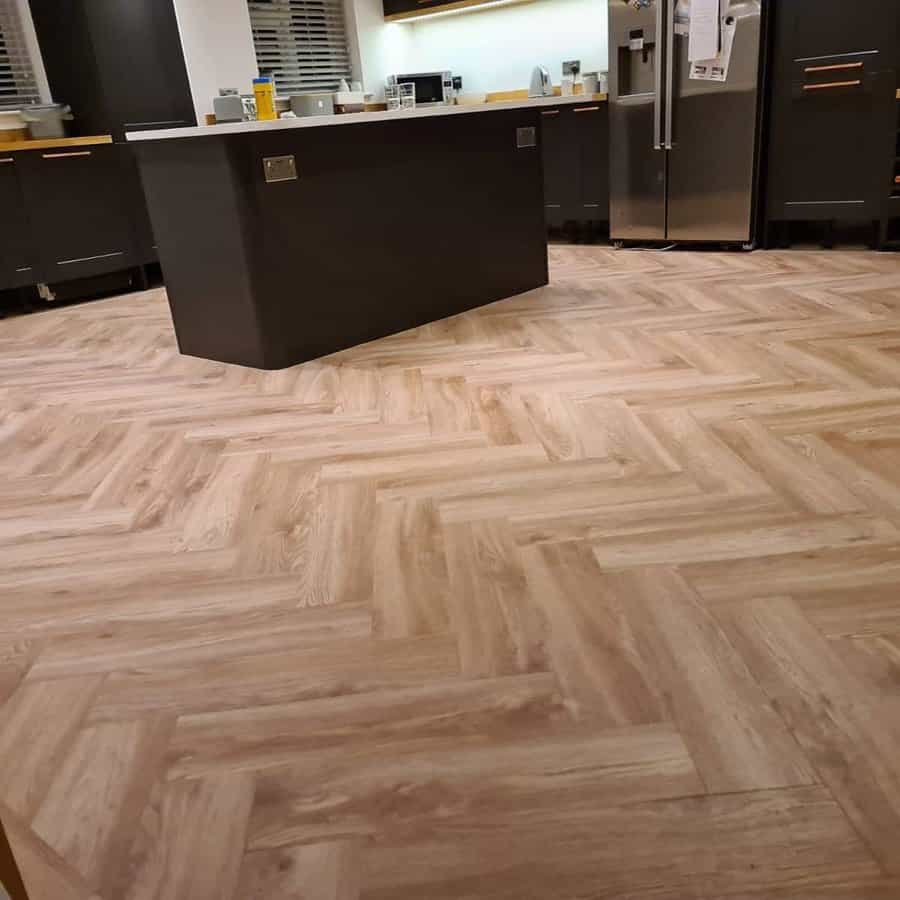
[122, 775, 254, 900]
[718, 596, 900, 874]
[605, 567, 817, 792]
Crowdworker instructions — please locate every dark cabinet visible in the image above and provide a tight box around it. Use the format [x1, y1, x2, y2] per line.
[16, 145, 139, 283]
[0, 157, 37, 290]
[383, 0, 450, 21]
[765, 0, 898, 228]
[575, 104, 609, 215]
[540, 102, 609, 228]
[29, 0, 195, 141]
[540, 108, 578, 227]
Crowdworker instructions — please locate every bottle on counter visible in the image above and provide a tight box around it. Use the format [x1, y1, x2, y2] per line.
[253, 77, 277, 121]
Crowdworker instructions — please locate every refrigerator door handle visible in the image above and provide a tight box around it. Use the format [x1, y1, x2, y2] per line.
[663, 0, 675, 149]
[653, 0, 665, 149]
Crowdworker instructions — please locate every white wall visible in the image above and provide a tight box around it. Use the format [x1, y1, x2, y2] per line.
[345, 0, 413, 100]
[405, 0, 608, 94]
[349, 0, 608, 98]
[171, 0, 260, 121]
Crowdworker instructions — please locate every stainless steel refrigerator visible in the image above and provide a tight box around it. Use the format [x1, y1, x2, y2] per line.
[609, 0, 763, 244]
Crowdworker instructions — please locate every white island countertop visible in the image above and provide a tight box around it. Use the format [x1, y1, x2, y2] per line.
[126, 93, 608, 142]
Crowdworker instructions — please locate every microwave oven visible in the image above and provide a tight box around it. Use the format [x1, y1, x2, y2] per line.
[387, 71, 454, 106]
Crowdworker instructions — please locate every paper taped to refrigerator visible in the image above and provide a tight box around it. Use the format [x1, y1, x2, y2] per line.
[688, 0, 720, 61]
[689, 17, 735, 82]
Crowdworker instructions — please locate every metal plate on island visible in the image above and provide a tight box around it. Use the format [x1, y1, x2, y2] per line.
[263, 155, 298, 183]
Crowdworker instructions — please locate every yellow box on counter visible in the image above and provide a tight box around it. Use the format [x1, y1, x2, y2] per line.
[253, 77, 277, 121]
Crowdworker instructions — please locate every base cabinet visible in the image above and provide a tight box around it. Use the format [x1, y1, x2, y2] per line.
[17, 145, 137, 282]
[765, 0, 898, 230]
[0, 157, 37, 290]
[0, 145, 154, 291]
[541, 102, 609, 228]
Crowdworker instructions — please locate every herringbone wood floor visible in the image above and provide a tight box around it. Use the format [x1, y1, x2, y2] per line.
[2, 246, 900, 900]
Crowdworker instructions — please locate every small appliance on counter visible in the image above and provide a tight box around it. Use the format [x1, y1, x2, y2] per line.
[387, 72, 455, 106]
[291, 93, 335, 117]
[213, 89, 245, 123]
[20, 103, 73, 139]
[561, 59, 580, 96]
[528, 65, 553, 97]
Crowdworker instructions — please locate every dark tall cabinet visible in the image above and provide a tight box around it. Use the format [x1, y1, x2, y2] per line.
[29, 0, 196, 141]
[764, 0, 898, 240]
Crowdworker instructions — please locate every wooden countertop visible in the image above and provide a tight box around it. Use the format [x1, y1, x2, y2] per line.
[0, 134, 112, 153]
[486, 88, 607, 103]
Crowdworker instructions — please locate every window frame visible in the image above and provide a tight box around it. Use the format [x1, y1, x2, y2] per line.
[0, 0, 42, 110]
[247, 0, 353, 96]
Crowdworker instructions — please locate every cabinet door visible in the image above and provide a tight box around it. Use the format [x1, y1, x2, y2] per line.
[19, 145, 137, 282]
[85, 0, 195, 138]
[540, 107, 578, 227]
[29, 0, 111, 138]
[766, 0, 898, 220]
[121, 147, 158, 264]
[0, 156, 38, 289]
[783, 0, 897, 60]
[573, 102, 609, 220]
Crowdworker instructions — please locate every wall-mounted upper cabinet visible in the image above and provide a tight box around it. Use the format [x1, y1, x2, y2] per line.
[29, 0, 196, 141]
[383, 0, 534, 24]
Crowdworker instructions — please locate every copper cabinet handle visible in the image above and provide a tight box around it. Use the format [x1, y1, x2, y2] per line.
[802, 80, 861, 91]
[574, 105, 600, 113]
[42, 150, 93, 159]
[804, 61, 863, 73]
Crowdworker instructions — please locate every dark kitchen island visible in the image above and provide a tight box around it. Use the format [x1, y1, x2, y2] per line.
[127, 100, 559, 369]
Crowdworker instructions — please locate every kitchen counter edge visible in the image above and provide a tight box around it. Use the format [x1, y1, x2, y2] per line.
[0, 134, 113, 153]
[125, 94, 608, 142]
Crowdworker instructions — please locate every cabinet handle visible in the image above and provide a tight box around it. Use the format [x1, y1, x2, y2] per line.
[802, 80, 861, 91]
[0, 157, 14, 164]
[574, 106, 600, 113]
[540, 110, 560, 117]
[57, 250, 124, 266]
[42, 150, 93, 159]
[124, 119, 189, 128]
[804, 61, 863, 73]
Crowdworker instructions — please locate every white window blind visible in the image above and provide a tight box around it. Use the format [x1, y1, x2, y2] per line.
[0, 0, 40, 109]
[248, 0, 352, 95]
